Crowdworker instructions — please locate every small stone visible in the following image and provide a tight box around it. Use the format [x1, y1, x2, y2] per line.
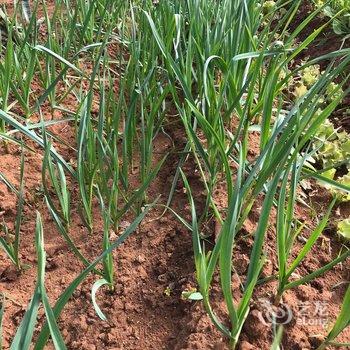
[296, 284, 312, 301]
[157, 273, 167, 282]
[46, 257, 58, 271]
[135, 255, 145, 263]
[0, 266, 19, 282]
[240, 340, 255, 350]
[310, 279, 324, 292]
[159, 216, 168, 223]
[86, 317, 95, 325]
[235, 255, 249, 275]
[119, 221, 131, 230]
[79, 315, 88, 331]
[109, 230, 117, 240]
[124, 302, 134, 311]
[213, 342, 226, 350]
[309, 335, 323, 348]
[243, 309, 267, 338]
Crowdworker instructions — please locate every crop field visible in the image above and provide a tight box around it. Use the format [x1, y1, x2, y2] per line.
[0, 0, 350, 349]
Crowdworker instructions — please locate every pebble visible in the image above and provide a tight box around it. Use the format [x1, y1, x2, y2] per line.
[79, 315, 88, 331]
[157, 273, 167, 282]
[240, 341, 255, 350]
[135, 255, 145, 263]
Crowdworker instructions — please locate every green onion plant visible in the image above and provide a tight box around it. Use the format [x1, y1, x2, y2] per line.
[0, 149, 25, 269]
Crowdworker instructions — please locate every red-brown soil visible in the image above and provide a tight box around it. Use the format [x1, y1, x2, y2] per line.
[0, 1, 349, 350]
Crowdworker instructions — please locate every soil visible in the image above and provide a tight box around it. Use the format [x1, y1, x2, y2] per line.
[0, 1, 349, 350]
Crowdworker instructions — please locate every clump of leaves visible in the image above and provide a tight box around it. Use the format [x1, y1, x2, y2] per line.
[302, 65, 321, 86]
[319, 170, 350, 202]
[315, 0, 350, 36]
[295, 65, 343, 102]
[263, 1, 277, 14]
[314, 120, 350, 167]
[338, 218, 350, 239]
[296, 66, 350, 188]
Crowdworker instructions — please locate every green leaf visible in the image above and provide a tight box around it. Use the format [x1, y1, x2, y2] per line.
[285, 198, 336, 280]
[40, 290, 67, 350]
[303, 168, 350, 193]
[337, 219, 350, 240]
[10, 290, 41, 350]
[0, 237, 16, 265]
[91, 279, 110, 321]
[285, 249, 350, 291]
[181, 291, 203, 301]
[35, 212, 67, 350]
[34, 45, 84, 76]
[0, 111, 74, 176]
[323, 285, 350, 346]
